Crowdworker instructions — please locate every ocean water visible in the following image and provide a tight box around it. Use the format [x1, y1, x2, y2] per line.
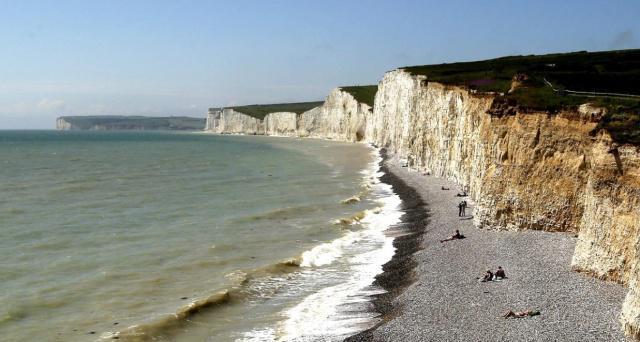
[0, 131, 402, 341]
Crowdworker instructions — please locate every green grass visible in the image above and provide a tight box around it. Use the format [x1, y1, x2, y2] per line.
[402, 49, 640, 144]
[339, 85, 378, 107]
[60, 116, 205, 130]
[402, 49, 640, 94]
[229, 101, 324, 120]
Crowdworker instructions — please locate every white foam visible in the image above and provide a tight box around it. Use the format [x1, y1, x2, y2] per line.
[274, 146, 403, 341]
[300, 233, 353, 267]
[239, 327, 276, 341]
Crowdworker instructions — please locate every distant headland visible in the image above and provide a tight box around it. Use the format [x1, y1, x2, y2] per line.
[55, 115, 205, 131]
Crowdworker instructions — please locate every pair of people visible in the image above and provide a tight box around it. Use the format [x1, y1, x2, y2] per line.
[481, 266, 507, 282]
[458, 200, 467, 216]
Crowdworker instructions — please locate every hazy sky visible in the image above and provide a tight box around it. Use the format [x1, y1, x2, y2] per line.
[1, 0, 639, 128]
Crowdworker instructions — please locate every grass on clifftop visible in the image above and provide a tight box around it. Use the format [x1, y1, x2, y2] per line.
[228, 101, 324, 120]
[339, 85, 378, 107]
[402, 49, 640, 145]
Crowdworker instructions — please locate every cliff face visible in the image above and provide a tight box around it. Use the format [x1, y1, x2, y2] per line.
[211, 108, 264, 134]
[298, 88, 371, 141]
[56, 117, 74, 130]
[263, 112, 298, 136]
[572, 142, 640, 339]
[204, 69, 640, 339]
[204, 88, 371, 139]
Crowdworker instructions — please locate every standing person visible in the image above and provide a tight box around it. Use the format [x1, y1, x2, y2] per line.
[461, 200, 467, 217]
[458, 201, 464, 217]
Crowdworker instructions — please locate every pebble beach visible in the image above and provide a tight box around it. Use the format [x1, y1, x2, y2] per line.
[347, 155, 630, 342]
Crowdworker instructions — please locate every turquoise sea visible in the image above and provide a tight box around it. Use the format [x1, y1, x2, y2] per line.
[0, 131, 402, 341]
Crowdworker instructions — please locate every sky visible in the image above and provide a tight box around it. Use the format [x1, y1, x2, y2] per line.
[0, 0, 639, 129]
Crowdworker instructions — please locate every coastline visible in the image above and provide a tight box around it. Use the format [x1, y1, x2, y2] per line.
[346, 155, 630, 341]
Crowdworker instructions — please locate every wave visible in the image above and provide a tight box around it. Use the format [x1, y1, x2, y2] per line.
[242, 146, 405, 341]
[228, 204, 322, 223]
[277, 148, 403, 340]
[102, 256, 303, 341]
[341, 195, 361, 204]
[104, 290, 235, 341]
[334, 210, 368, 225]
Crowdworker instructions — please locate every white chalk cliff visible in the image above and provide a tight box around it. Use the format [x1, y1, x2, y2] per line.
[205, 69, 640, 339]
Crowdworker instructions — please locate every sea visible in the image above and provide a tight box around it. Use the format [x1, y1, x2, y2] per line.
[0, 130, 403, 341]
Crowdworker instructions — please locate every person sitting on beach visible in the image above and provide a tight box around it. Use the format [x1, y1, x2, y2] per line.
[481, 269, 494, 282]
[441, 186, 450, 190]
[440, 229, 465, 243]
[502, 310, 540, 318]
[495, 266, 506, 279]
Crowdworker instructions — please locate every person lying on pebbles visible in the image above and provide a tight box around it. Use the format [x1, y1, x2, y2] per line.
[502, 310, 540, 318]
[481, 269, 494, 282]
[440, 229, 465, 243]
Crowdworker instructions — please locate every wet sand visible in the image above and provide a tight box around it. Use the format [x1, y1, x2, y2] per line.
[347, 154, 629, 342]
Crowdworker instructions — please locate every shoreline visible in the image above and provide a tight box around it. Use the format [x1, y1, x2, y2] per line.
[346, 153, 630, 341]
[345, 150, 429, 341]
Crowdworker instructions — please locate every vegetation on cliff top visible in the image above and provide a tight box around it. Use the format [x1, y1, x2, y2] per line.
[228, 101, 324, 120]
[59, 116, 205, 131]
[402, 49, 640, 145]
[339, 85, 378, 107]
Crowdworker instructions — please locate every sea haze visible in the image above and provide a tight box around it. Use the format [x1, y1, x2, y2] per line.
[0, 131, 402, 341]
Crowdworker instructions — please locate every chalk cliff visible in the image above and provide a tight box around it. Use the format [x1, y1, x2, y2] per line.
[205, 69, 640, 339]
[298, 88, 371, 141]
[205, 88, 371, 139]
[209, 108, 264, 134]
[56, 117, 74, 130]
[263, 112, 298, 136]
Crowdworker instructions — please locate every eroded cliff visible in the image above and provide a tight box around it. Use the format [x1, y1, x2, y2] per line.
[298, 88, 371, 141]
[204, 88, 371, 140]
[56, 117, 74, 130]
